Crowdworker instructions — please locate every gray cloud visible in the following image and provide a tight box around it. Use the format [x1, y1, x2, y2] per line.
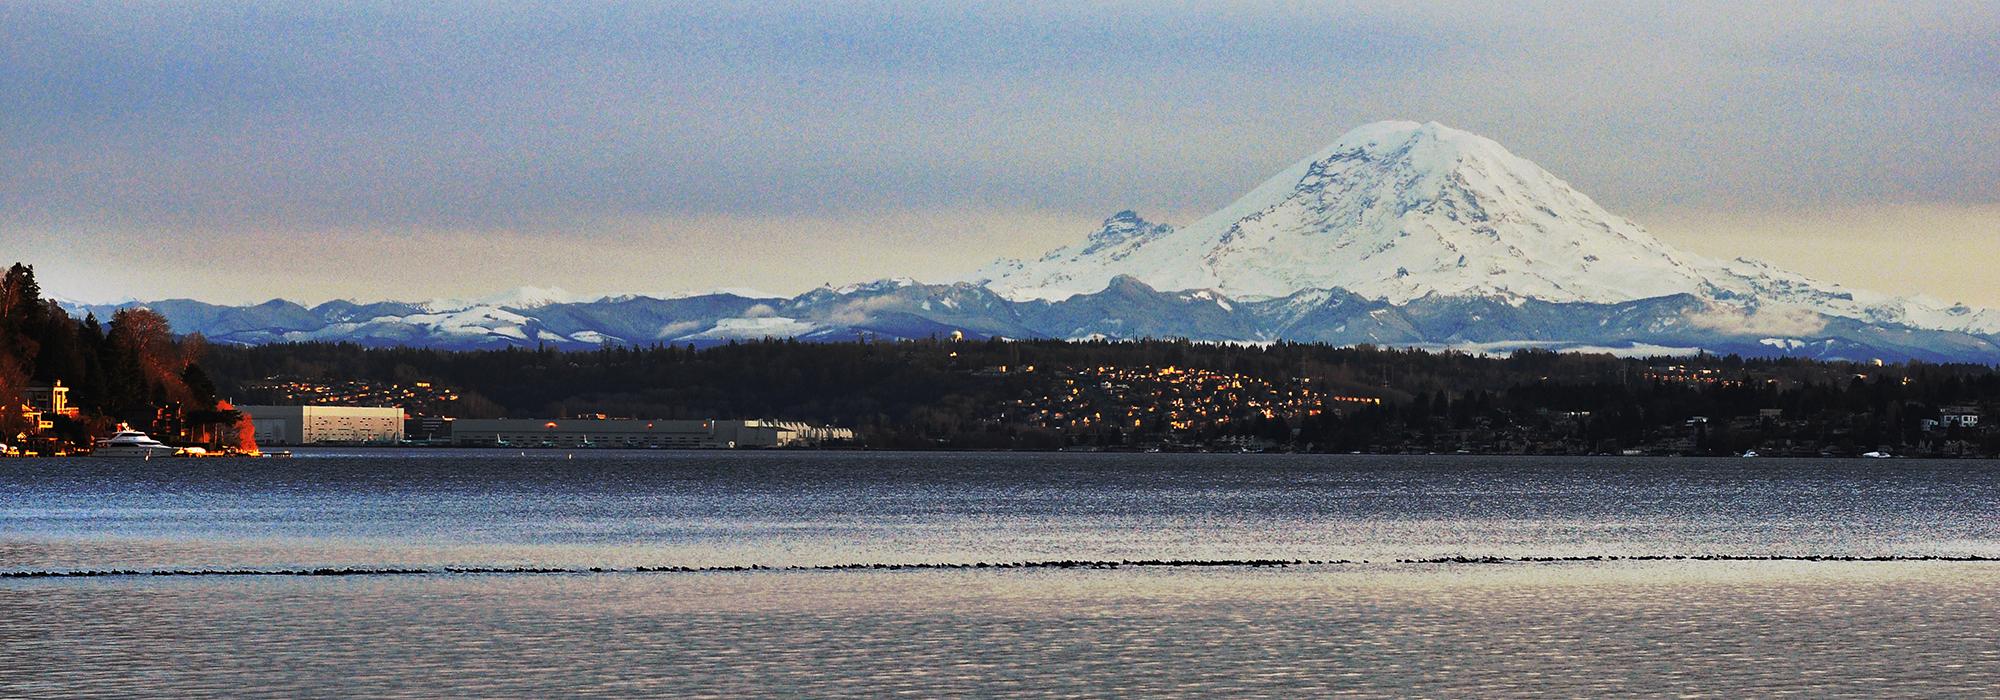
[3, 1, 1995, 302]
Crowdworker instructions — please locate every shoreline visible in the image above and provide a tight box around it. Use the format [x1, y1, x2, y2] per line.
[14, 445, 1978, 460]
[10, 554, 2000, 580]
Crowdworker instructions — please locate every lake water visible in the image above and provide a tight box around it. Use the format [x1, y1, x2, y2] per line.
[4, 450, 1997, 697]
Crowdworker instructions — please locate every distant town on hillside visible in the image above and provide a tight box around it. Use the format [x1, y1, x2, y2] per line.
[199, 332, 2000, 458]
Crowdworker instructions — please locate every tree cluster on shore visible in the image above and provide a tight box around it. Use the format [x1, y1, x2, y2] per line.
[0, 263, 243, 450]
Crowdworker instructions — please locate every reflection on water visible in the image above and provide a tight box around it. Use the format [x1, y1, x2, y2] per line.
[5, 565, 1998, 698]
[3, 451, 1998, 696]
[3, 450, 1997, 571]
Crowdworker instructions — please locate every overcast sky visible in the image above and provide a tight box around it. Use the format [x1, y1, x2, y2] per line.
[5, 2, 1996, 305]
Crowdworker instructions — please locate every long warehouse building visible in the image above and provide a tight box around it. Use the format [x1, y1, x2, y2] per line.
[449, 418, 854, 449]
[238, 405, 406, 445]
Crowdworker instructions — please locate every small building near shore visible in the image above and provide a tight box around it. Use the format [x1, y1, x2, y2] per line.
[448, 417, 853, 449]
[1940, 405, 1981, 429]
[239, 405, 406, 445]
[25, 382, 78, 420]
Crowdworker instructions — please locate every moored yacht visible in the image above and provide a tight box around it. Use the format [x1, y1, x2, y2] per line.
[93, 427, 181, 458]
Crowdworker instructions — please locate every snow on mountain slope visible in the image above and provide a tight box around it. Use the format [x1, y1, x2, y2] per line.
[977, 121, 1717, 304]
[421, 286, 592, 312]
[976, 211, 1177, 300]
[280, 305, 548, 346]
[59, 276, 2000, 361]
[974, 119, 2000, 340]
[1702, 257, 2000, 336]
[682, 316, 819, 340]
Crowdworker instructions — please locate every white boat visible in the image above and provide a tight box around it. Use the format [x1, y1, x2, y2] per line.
[93, 429, 181, 458]
[1740, 450, 1760, 458]
[1860, 451, 1893, 459]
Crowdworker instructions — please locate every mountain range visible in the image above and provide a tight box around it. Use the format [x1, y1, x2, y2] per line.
[59, 121, 2000, 363]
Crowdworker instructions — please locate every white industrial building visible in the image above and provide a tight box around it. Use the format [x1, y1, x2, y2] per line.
[239, 405, 406, 445]
[449, 418, 854, 449]
[1939, 405, 1982, 429]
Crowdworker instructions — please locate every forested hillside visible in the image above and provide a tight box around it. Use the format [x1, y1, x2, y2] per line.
[199, 336, 2000, 454]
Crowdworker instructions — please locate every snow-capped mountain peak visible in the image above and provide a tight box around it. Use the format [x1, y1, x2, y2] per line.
[422, 286, 590, 312]
[965, 119, 2000, 344]
[977, 120, 1719, 305]
[49, 119, 2000, 362]
[970, 210, 1177, 301]
[832, 277, 920, 295]
[1081, 210, 1174, 251]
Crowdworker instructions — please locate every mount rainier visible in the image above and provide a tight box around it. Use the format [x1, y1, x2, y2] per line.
[60, 121, 2000, 362]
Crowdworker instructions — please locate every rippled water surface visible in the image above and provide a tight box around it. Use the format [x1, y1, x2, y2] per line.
[4, 450, 1998, 697]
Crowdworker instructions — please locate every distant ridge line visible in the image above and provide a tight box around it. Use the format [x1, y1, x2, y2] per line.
[5, 554, 1997, 579]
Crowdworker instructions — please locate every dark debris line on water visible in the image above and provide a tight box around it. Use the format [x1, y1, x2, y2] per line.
[3, 555, 1997, 580]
